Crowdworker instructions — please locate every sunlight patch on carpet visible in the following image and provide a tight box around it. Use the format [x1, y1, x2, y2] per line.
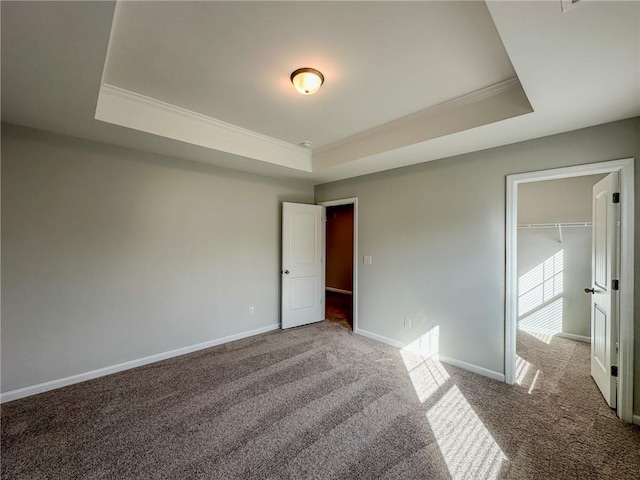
[427, 385, 508, 479]
[515, 355, 532, 385]
[514, 354, 541, 393]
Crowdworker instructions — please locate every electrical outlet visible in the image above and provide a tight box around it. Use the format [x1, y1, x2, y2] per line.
[248, 307, 255, 316]
[404, 317, 412, 328]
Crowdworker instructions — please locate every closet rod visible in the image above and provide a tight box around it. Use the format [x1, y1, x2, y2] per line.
[517, 222, 592, 229]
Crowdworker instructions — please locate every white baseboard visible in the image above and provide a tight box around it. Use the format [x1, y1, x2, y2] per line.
[437, 355, 506, 382]
[356, 328, 405, 349]
[0, 324, 280, 404]
[326, 287, 353, 295]
[633, 415, 640, 426]
[555, 332, 591, 343]
[356, 329, 505, 382]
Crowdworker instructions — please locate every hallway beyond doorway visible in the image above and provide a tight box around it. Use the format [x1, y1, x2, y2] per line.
[325, 290, 352, 330]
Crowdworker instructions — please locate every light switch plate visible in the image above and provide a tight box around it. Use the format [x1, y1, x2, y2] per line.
[364, 255, 372, 264]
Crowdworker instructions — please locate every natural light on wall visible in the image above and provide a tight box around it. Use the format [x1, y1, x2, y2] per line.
[400, 325, 508, 478]
[518, 250, 564, 343]
[400, 326, 447, 403]
[519, 298, 563, 343]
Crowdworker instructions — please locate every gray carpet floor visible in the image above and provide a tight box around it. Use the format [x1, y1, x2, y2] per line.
[2, 321, 639, 479]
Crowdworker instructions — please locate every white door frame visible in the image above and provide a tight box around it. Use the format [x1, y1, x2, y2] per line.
[318, 198, 359, 333]
[505, 158, 635, 423]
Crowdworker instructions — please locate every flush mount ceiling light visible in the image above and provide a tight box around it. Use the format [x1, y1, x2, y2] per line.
[290, 68, 324, 95]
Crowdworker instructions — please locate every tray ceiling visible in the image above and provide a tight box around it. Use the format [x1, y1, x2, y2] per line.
[103, 1, 519, 148]
[2, 1, 638, 183]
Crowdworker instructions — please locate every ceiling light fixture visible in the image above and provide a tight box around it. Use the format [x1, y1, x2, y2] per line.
[290, 68, 324, 95]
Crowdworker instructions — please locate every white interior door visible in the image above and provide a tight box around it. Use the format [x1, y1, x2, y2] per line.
[589, 172, 619, 408]
[282, 202, 325, 329]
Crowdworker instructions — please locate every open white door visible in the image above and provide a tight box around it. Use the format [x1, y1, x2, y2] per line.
[281, 202, 325, 329]
[589, 172, 619, 408]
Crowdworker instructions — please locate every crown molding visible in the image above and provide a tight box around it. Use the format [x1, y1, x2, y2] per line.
[313, 77, 532, 170]
[94, 78, 529, 175]
[95, 84, 312, 172]
[315, 78, 524, 153]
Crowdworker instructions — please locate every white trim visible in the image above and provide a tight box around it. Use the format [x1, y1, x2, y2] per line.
[633, 415, 640, 426]
[319, 197, 359, 208]
[617, 160, 635, 423]
[319, 198, 359, 334]
[357, 329, 505, 382]
[0, 324, 279, 404]
[97, 1, 121, 88]
[326, 287, 353, 295]
[95, 84, 312, 172]
[507, 159, 633, 182]
[505, 158, 635, 423]
[313, 77, 530, 170]
[505, 173, 518, 386]
[356, 329, 405, 349]
[100, 85, 307, 154]
[437, 356, 506, 383]
[555, 332, 591, 343]
[315, 78, 521, 155]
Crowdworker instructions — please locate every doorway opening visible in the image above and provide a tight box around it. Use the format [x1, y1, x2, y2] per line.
[515, 174, 604, 404]
[505, 159, 635, 423]
[319, 198, 358, 332]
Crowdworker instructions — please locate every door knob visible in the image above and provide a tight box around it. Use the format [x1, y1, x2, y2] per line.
[584, 287, 595, 294]
[283, 270, 290, 275]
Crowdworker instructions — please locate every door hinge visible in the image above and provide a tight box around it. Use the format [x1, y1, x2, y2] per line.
[612, 279, 619, 291]
[612, 192, 620, 204]
[611, 365, 618, 377]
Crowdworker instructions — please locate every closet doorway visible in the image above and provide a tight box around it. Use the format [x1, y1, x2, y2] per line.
[515, 174, 604, 403]
[505, 159, 635, 423]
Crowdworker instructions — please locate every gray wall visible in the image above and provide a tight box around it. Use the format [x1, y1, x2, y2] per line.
[2, 118, 639, 416]
[518, 229, 591, 338]
[1, 124, 314, 393]
[315, 117, 640, 415]
[518, 176, 603, 339]
[519, 175, 605, 225]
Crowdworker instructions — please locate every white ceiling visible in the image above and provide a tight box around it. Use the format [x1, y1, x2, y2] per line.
[104, 1, 516, 148]
[2, 1, 639, 184]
